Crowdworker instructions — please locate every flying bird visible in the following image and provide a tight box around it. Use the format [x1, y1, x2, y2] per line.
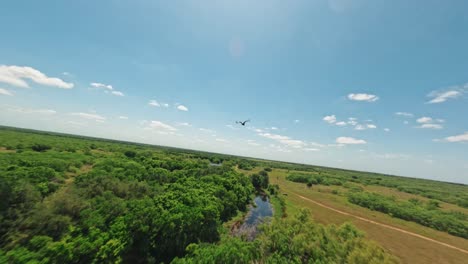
[236, 119, 250, 126]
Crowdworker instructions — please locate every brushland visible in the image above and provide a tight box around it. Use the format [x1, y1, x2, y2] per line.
[0, 126, 466, 263]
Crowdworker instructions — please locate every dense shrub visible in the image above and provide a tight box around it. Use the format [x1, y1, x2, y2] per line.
[348, 192, 468, 238]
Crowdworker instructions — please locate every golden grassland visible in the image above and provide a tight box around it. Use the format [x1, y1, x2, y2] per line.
[264, 168, 468, 264]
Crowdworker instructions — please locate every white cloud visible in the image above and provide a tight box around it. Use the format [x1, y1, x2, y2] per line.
[111, 91, 124, 96]
[71, 112, 105, 122]
[384, 128, 390, 132]
[417, 117, 433, 123]
[427, 90, 463, 104]
[177, 105, 189, 111]
[395, 112, 414, 117]
[347, 120, 358, 126]
[0, 88, 13, 96]
[280, 139, 307, 149]
[226, 124, 238, 130]
[199, 128, 215, 133]
[91, 82, 124, 97]
[415, 117, 444, 129]
[443, 132, 468, 143]
[418, 124, 443, 130]
[162, 103, 169, 108]
[259, 133, 289, 141]
[176, 122, 192, 127]
[336, 137, 367, 145]
[294, 119, 300, 123]
[323, 115, 337, 124]
[355, 124, 366, 130]
[149, 100, 160, 107]
[366, 124, 377, 129]
[146, 120, 177, 131]
[7, 106, 57, 115]
[0, 65, 74, 89]
[215, 138, 228, 143]
[258, 132, 307, 149]
[271, 126, 278, 130]
[347, 93, 379, 102]
[90, 82, 113, 90]
[118, 116, 128, 120]
[335, 121, 347, 126]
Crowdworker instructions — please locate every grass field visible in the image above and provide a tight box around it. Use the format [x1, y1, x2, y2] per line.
[265, 168, 468, 264]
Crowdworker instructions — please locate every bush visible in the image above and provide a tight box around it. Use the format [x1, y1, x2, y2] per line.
[31, 144, 51, 152]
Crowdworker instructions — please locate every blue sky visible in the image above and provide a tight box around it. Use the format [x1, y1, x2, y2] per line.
[1, 0, 467, 183]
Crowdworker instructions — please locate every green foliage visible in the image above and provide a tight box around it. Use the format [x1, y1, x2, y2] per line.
[348, 192, 468, 238]
[251, 171, 269, 190]
[0, 128, 254, 263]
[124, 150, 137, 158]
[174, 210, 398, 264]
[31, 144, 52, 152]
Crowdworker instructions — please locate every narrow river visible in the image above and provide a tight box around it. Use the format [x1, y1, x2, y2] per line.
[233, 195, 273, 240]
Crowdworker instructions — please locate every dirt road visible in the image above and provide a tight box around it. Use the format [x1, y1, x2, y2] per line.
[293, 193, 468, 255]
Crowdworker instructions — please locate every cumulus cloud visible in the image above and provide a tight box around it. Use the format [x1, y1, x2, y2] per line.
[347, 93, 379, 102]
[426, 82, 468, 104]
[91, 82, 113, 90]
[335, 121, 347, 126]
[91, 82, 125, 96]
[336, 137, 366, 145]
[258, 132, 307, 149]
[71, 112, 106, 122]
[347, 119, 358, 126]
[323, 115, 337, 124]
[111, 91, 124, 96]
[177, 105, 189, 111]
[395, 112, 414, 117]
[418, 124, 443, 130]
[0, 65, 74, 89]
[442, 132, 468, 143]
[415, 117, 444, 129]
[366, 124, 377, 129]
[417, 117, 433, 123]
[0, 88, 13, 96]
[149, 100, 160, 107]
